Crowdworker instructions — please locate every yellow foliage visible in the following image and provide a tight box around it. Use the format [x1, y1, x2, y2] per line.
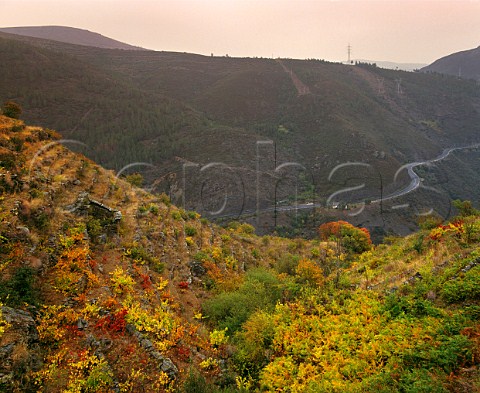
[209, 327, 228, 347]
[110, 266, 135, 295]
[0, 302, 10, 337]
[155, 277, 169, 292]
[199, 357, 219, 370]
[295, 258, 324, 286]
[63, 352, 113, 393]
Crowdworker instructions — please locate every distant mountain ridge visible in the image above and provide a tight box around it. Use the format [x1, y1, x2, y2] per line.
[422, 46, 480, 80]
[0, 25, 147, 50]
[354, 59, 427, 72]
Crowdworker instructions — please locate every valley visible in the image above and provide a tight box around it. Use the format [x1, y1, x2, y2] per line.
[1, 29, 480, 239]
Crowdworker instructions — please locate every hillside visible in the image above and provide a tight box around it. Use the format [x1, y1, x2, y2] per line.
[1, 31, 480, 238]
[0, 26, 146, 50]
[1, 116, 480, 392]
[422, 46, 480, 81]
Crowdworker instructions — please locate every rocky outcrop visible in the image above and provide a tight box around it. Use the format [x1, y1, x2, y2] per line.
[0, 307, 42, 390]
[65, 191, 122, 223]
[125, 323, 178, 379]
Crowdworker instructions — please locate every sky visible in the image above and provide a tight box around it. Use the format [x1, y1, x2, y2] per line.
[1, 0, 480, 64]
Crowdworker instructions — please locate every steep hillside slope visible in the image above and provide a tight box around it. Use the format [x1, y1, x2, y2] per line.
[422, 46, 480, 81]
[0, 115, 317, 391]
[1, 116, 480, 392]
[0, 26, 145, 50]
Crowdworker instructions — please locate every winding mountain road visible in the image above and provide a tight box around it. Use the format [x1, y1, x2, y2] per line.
[212, 143, 480, 219]
[372, 143, 480, 203]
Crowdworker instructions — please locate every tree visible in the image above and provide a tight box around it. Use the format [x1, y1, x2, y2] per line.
[452, 199, 479, 217]
[318, 220, 372, 254]
[2, 101, 22, 119]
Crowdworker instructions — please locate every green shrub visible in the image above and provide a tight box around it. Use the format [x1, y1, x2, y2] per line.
[185, 225, 197, 236]
[403, 334, 472, 375]
[383, 294, 442, 319]
[398, 369, 447, 393]
[203, 269, 283, 333]
[2, 101, 22, 119]
[0, 267, 38, 306]
[86, 218, 103, 239]
[171, 210, 183, 221]
[274, 253, 300, 276]
[442, 266, 480, 303]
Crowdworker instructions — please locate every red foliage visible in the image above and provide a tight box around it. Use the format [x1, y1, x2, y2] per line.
[175, 345, 191, 361]
[319, 221, 371, 243]
[95, 308, 128, 334]
[65, 324, 84, 337]
[88, 259, 97, 269]
[178, 281, 189, 290]
[318, 220, 352, 240]
[140, 273, 152, 290]
[359, 227, 372, 245]
[161, 290, 173, 302]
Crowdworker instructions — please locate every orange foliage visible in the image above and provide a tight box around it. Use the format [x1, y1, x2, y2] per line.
[318, 220, 352, 241]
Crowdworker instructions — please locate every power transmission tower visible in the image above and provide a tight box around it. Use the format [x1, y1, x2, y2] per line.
[395, 78, 403, 95]
[377, 77, 385, 96]
[347, 43, 351, 64]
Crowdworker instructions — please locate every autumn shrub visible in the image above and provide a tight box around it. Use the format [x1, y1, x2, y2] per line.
[294, 258, 324, 287]
[318, 221, 372, 254]
[159, 193, 171, 206]
[123, 243, 162, 271]
[125, 173, 143, 187]
[182, 369, 239, 393]
[234, 310, 276, 380]
[95, 308, 128, 334]
[252, 286, 476, 392]
[187, 210, 199, 220]
[171, 210, 183, 221]
[412, 234, 425, 254]
[10, 136, 24, 152]
[398, 369, 447, 393]
[0, 303, 9, 338]
[110, 266, 135, 295]
[0, 150, 16, 170]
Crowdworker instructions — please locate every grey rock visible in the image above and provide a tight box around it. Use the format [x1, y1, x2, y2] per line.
[1, 306, 38, 343]
[140, 338, 154, 351]
[188, 260, 206, 277]
[161, 358, 178, 378]
[15, 226, 30, 235]
[77, 274, 88, 293]
[150, 351, 164, 362]
[77, 318, 88, 330]
[0, 343, 15, 361]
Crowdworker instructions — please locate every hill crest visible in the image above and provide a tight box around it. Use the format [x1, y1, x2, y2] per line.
[422, 45, 480, 80]
[0, 25, 147, 50]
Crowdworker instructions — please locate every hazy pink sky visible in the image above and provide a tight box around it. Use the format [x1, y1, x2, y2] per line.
[1, 0, 479, 63]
